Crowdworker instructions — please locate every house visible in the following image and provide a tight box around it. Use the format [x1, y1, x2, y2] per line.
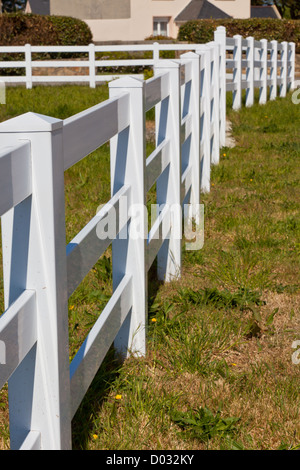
[175, 1, 234, 27]
[251, 5, 281, 19]
[25, 0, 280, 43]
[175, 1, 281, 27]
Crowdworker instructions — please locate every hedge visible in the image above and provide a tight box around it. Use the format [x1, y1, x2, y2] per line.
[178, 19, 300, 53]
[0, 13, 93, 76]
[0, 13, 93, 46]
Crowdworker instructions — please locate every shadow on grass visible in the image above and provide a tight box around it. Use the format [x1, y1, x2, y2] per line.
[71, 345, 120, 450]
[71, 261, 163, 450]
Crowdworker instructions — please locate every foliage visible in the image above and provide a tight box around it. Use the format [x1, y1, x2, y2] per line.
[144, 35, 177, 42]
[273, 1, 300, 19]
[1, 0, 26, 12]
[252, 0, 300, 19]
[0, 13, 93, 76]
[0, 13, 93, 46]
[178, 18, 300, 52]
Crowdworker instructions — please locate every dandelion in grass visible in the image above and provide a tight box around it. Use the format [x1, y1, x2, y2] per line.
[151, 318, 157, 323]
[115, 394, 122, 400]
[93, 434, 98, 440]
[69, 305, 75, 310]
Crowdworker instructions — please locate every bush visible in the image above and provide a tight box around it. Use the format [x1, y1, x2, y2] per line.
[0, 13, 93, 46]
[178, 18, 300, 53]
[0, 13, 93, 76]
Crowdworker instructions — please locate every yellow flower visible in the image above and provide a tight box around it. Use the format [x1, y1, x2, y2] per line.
[151, 318, 157, 322]
[223, 153, 226, 157]
[231, 363, 237, 367]
[250, 179, 253, 182]
[115, 394, 122, 400]
[211, 183, 215, 186]
[93, 434, 98, 440]
[69, 305, 75, 310]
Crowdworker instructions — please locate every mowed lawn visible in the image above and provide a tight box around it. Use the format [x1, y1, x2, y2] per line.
[0, 85, 299, 450]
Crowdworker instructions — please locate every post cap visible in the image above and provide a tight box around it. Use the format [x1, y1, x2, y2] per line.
[0, 112, 63, 133]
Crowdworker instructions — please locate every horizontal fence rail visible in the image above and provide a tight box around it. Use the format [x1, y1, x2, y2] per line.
[0, 27, 296, 450]
[0, 42, 208, 88]
[0, 35, 295, 107]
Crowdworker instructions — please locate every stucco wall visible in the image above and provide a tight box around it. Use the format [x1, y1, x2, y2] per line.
[48, 0, 251, 42]
[85, 0, 191, 42]
[50, 0, 131, 20]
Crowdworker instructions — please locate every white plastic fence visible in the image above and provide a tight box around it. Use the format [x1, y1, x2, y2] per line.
[0, 28, 295, 107]
[0, 27, 296, 450]
[0, 41, 205, 87]
[225, 35, 296, 108]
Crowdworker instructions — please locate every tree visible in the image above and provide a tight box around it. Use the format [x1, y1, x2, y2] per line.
[251, 0, 273, 5]
[1, 0, 26, 12]
[251, 0, 300, 19]
[273, 1, 300, 19]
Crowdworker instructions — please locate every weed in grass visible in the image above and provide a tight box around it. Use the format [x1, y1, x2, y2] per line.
[203, 248, 273, 292]
[170, 406, 240, 443]
[152, 310, 240, 377]
[174, 286, 265, 311]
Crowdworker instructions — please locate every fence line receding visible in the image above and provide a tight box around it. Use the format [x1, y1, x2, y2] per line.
[0, 27, 296, 450]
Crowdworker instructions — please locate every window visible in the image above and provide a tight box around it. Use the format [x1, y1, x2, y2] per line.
[153, 17, 169, 37]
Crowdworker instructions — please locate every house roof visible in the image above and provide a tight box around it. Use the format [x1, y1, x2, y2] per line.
[26, 0, 50, 15]
[175, 0, 232, 23]
[251, 6, 281, 19]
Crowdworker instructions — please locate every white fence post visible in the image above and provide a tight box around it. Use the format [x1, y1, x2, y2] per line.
[89, 43, 96, 88]
[233, 35, 242, 110]
[109, 77, 147, 357]
[0, 113, 72, 449]
[270, 40, 278, 101]
[196, 46, 211, 193]
[245, 37, 254, 107]
[254, 42, 261, 94]
[153, 42, 160, 64]
[210, 42, 220, 165]
[25, 44, 32, 89]
[280, 41, 288, 97]
[259, 39, 268, 105]
[154, 60, 182, 281]
[180, 52, 201, 223]
[288, 42, 296, 91]
[214, 26, 226, 148]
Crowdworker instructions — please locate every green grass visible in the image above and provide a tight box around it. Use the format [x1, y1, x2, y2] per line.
[0, 85, 109, 122]
[0, 85, 299, 450]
